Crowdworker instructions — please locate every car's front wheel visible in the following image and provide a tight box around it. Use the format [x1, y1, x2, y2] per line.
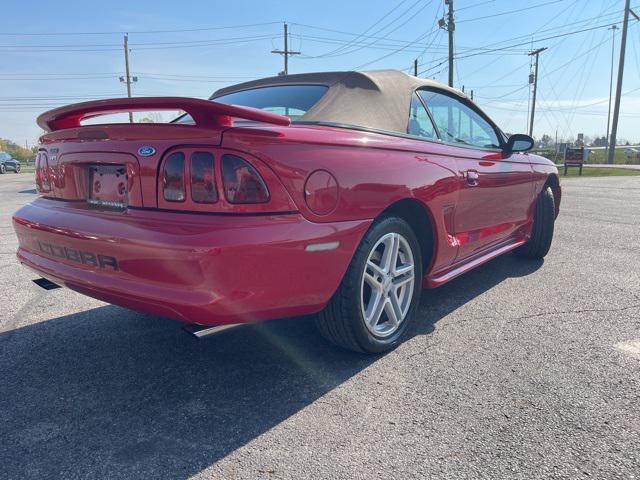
[316, 216, 422, 353]
[0, 164, 5, 174]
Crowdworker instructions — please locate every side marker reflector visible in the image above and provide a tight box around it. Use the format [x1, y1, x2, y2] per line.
[305, 241, 340, 252]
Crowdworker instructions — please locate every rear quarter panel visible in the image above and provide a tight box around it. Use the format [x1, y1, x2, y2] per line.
[222, 124, 461, 273]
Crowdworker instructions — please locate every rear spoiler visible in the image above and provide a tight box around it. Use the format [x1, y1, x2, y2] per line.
[36, 96, 291, 132]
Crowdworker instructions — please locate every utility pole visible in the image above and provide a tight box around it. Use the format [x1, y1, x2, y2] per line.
[438, 1, 455, 86]
[605, 25, 618, 161]
[123, 33, 133, 123]
[528, 47, 547, 137]
[271, 23, 300, 76]
[608, 0, 634, 164]
[414, 59, 418, 77]
[446, 0, 455, 87]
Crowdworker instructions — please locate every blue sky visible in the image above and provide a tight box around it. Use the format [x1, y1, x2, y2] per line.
[2, 0, 639, 145]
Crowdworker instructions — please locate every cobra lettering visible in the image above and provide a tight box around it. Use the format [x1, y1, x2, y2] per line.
[37, 241, 119, 271]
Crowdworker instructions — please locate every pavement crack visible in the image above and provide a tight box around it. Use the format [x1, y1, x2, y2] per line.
[507, 303, 640, 323]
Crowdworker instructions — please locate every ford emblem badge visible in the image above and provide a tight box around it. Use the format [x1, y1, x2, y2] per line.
[138, 146, 156, 157]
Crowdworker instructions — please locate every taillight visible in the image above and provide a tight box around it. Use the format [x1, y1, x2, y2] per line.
[35, 152, 51, 193]
[221, 154, 269, 204]
[157, 149, 293, 212]
[163, 152, 185, 202]
[190, 152, 217, 203]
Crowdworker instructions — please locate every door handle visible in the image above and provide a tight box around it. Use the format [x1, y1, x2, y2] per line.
[465, 170, 479, 186]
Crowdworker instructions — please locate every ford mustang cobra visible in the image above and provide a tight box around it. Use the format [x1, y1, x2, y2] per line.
[13, 70, 560, 353]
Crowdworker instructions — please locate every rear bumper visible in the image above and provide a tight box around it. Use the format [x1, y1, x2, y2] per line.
[13, 198, 370, 325]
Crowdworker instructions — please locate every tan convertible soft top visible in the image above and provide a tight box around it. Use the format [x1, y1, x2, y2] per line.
[211, 70, 467, 134]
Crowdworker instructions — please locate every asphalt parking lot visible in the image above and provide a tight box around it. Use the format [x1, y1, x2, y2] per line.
[1, 174, 638, 479]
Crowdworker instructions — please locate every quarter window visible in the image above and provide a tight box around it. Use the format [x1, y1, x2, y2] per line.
[418, 90, 500, 149]
[407, 93, 437, 139]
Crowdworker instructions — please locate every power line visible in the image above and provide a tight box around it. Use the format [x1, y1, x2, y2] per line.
[478, 86, 640, 111]
[456, 0, 498, 12]
[417, 17, 611, 75]
[0, 71, 254, 80]
[414, 2, 445, 62]
[0, 75, 119, 80]
[0, 22, 282, 36]
[0, 34, 278, 52]
[473, 84, 530, 100]
[300, 0, 414, 59]
[452, 6, 630, 56]
[457, 0, 568, 23]
[1, 9, 627, 55]
[354, 26, 439, 70]
[327, 0, 434, 61]
[439, 19, 630, 63]
[295, 33, 527, 53]
[518, 0, 613, 139]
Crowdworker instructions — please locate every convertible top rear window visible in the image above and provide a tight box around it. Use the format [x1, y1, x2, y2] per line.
[176, 84, 328, 124]
[214, 85, 328, 117]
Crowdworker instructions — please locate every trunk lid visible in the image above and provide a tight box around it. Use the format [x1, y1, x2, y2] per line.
[40, 124, 224, 208]
[35, 96, 290, 209]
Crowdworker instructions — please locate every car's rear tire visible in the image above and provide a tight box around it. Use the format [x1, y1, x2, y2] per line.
[316, 216, 422, 353]
[14, 165, 20, 173]
[516, 185, 555, 259]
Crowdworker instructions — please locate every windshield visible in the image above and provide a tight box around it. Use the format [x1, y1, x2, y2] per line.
[175, 84, 328, 124]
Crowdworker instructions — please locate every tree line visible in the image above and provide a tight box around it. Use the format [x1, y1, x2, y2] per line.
[0, 138, 37, 162]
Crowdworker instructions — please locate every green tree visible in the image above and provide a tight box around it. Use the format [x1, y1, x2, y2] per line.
[0, 138, 37, 162]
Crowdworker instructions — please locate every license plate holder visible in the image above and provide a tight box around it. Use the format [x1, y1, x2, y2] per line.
[88, 165, 128, 209]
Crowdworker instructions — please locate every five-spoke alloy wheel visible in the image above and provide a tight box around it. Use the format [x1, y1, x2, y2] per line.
[316, 216, 423, 353]
[361, 232, 415, 338]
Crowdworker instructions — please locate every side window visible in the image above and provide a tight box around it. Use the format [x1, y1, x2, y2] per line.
[418, 90, 501, 149]
[407, 93, 437, 139]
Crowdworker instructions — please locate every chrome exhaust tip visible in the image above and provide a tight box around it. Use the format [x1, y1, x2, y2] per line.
[32, 277, 61, 290]
[183, 323, 241, 338]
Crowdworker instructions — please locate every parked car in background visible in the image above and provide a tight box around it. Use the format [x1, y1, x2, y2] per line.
[0, 152, 21, 173]
[13, 70, 560, 353]
[624, 148, 640, 162]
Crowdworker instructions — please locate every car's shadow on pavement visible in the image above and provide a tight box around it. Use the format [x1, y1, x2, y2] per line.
[0, 254, 542, 479]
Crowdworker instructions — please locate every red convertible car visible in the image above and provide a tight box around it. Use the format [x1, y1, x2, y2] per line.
[13, 70, 560, 353]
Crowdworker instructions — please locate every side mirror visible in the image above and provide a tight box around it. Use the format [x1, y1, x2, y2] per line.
[505, 133, 534, 153]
